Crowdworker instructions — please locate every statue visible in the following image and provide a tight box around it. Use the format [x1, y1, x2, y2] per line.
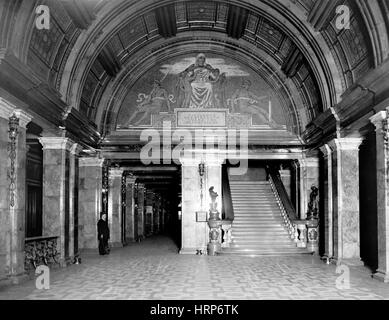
[307, 185, 319, 220]
[209, 186, 218, 211]
[207, 186, 222, 255]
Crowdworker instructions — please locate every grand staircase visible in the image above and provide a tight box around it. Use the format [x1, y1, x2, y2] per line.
[221, 180, 306, 256]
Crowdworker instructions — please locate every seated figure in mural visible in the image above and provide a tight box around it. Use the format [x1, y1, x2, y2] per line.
[231, 79, 279, 127]
[177, 53, 225, 109]
[125, 80, 171, 126]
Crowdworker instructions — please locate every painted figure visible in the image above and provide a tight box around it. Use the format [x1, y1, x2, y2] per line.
[178, 53, 220, 109]
[231, 79, 278, 126]
[125, 80, 171, 126]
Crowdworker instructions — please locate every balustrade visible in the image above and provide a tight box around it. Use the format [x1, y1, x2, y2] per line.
[24, 236, 60, 271]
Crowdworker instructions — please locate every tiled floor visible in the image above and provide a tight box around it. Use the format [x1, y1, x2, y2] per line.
[1, 236, 389, 300]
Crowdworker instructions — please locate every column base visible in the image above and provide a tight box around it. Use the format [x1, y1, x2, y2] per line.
[373, 270, 389, 283]
[179, 247, 198, 255]
[60, 257, 72, 268]
[7, 272, 29, 285]
[331, 257, 364, 267]
[110, 242, 123, 248]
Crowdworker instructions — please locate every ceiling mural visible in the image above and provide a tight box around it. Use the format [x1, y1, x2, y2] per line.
[116, 53, 286, 130]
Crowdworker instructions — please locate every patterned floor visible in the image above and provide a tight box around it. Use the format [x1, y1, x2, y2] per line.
[1, 236, 389, 300]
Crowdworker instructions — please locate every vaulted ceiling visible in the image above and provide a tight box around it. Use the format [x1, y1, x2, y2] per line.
[1, 0, 388, 147]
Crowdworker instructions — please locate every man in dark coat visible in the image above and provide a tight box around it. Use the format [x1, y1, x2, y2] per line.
[97, 213, 110, 255]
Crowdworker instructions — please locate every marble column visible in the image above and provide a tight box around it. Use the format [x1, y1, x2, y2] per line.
[69, 144, 82, 258]
[180, 155, 223, 254]
[370, 111, 389, 282]
[137, 183, 146, 239]
[320, 144, 334, 259]
[0, 99, 32, 283]
[39, 137, 74, 266]
[78, 157, 104, 249]
[108, 168, 124, 247]
[154, 193, 161, 234]
[145, 190, 155, 236]
[125, 174, 136, 242]
[328, 138, 363, 263]
[298, 158, 320, 219]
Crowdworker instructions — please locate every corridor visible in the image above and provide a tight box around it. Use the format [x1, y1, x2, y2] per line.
[1, 236, 388, 300]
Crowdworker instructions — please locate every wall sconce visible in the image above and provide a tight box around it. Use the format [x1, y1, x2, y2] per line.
[198, 161, 205, 211]
[8, 114, 19, 208]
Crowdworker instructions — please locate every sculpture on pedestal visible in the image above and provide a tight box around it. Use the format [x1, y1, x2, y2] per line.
[307, 185, 319, 220]
[306, 185, 319, 254]
[207, 187, 222, 255]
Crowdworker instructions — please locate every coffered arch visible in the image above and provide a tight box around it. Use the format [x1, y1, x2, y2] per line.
[58, 0, 344, 136]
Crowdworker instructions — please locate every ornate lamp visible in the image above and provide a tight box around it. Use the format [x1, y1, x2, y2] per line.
[8, 114, 19, 207]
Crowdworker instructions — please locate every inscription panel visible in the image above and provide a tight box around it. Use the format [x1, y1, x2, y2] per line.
[176, 109, 227, 127]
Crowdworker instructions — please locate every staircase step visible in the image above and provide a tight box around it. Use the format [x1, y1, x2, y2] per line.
[226, 178, 299, 257]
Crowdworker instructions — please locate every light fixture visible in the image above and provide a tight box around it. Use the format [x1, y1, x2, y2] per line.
[8, 114, 19, 208]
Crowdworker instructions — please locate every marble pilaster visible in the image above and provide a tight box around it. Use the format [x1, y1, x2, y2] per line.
[137, 183, 146, 239]
[154, 194, 161, 234]
[125, 174, 136, 242]
[108, 168, 124, 247]
[145, 190, 155, 236]
[370, 111, 389, 282]
[297, 158, 320, 219]
[328, 138, 363, 263]
[39, 137, 74, 266]
[320, 144, 334, 259]
[69, 144, 82, 258]
[0, 99, 32, 283]
[78, 157, 104, 249]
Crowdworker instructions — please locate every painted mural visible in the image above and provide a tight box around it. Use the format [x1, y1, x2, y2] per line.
[116, 53, 286, 129]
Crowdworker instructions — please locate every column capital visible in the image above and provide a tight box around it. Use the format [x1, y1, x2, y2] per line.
[79, 157, 105, 167]
[370, 110, 387, 130]
[299, 157, 320, 168]
[70, 143, 83, 156]
[319, 144, 332, 158]
[126, 173, 137, 185]
[39, 137, 74, 151]
[328, 138, 363, 151]
[0, 98, 33, 128]
[109, 168, 124, 178]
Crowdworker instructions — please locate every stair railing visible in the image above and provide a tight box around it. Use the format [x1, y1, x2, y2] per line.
[267, 166, 298, 242]
[222, 166, 234, 221]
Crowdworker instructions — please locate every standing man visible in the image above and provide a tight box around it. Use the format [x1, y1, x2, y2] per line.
[97, 213, 110, 255]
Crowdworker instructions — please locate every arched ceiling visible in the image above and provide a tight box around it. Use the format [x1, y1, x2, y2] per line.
[2, 0, 388, 146]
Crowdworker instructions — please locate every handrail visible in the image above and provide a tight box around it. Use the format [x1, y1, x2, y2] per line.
[267, 165, 297, 241]
[267, 166, 297, 221]
[222, 166, 234, 221]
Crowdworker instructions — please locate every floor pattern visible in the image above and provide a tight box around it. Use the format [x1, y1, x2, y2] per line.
[1, 236, 389, 300]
